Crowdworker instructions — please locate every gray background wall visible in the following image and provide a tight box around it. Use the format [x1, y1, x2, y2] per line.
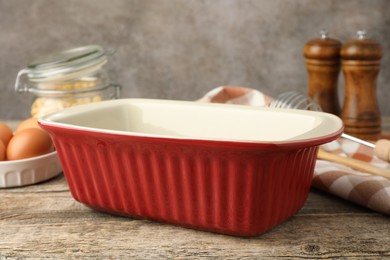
[0, 0, 389, 119]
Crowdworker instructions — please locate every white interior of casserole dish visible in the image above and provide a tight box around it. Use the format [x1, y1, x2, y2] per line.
[39, 99, 343, 142]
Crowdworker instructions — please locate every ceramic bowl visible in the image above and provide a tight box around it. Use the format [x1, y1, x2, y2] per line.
[39, 99, 343, 236]
[0, 151, 62, 188]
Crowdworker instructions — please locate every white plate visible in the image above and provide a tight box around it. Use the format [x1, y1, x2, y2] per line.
[0, 151, 62, 188]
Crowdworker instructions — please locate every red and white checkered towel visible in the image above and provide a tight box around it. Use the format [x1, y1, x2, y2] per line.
[199, 86, 390, 215]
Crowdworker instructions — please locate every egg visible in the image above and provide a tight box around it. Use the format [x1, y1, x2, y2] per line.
[0, 122, 13, 147]
[0, 141, 5, 161]
[15, 117, 40, 133]
[6, 128, 54, 160]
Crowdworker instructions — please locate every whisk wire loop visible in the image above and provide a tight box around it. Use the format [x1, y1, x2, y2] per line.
[270, 91, 322, 111]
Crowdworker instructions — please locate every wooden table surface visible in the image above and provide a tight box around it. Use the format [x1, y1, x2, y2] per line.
[1, 120, 390, 259]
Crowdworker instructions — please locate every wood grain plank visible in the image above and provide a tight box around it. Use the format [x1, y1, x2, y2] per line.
[1, 177, 389, 259]
[1, 210, 389, 259]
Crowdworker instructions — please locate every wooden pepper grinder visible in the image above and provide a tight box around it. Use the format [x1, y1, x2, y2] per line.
[304, 29, 342, 115]
[341, 30, 383, 140]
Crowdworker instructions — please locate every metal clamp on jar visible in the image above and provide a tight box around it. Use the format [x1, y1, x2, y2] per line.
[15, 45, 121, 118]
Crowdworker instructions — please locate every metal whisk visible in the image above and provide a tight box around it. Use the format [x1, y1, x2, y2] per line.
[269, 90, 375, 148]
[270, 91, 323, 112]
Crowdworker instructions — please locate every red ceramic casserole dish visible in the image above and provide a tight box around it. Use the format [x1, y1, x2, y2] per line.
[39, 98, 343, 236]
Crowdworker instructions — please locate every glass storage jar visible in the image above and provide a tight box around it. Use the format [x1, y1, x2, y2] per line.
[15, 45, 121, 118]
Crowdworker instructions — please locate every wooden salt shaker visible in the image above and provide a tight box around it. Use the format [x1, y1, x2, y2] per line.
[341, 30, 383, 140]
[304, 29, 342, 115]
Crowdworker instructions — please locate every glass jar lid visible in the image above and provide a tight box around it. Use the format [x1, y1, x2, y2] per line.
[27, 45, 107, 81]
[15, 45, 109, 93]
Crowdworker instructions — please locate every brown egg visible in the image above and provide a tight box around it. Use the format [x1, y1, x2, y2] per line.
[6, 128, 54, 160]
[0, 141, 5, 161]
[15, 117, 40, 133]
[0, 122, 13, 147]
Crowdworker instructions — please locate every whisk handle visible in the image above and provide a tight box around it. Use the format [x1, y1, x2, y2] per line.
[342, 133, 390, 162]
[341, 133, 375, 148]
